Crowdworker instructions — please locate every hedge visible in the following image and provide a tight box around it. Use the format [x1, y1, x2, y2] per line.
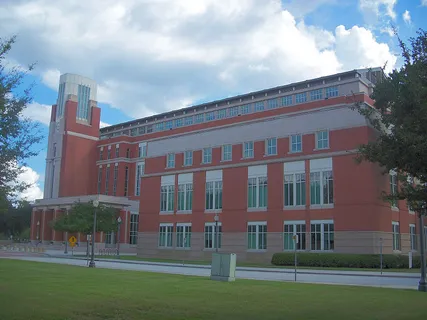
[271, 252, 426, 269]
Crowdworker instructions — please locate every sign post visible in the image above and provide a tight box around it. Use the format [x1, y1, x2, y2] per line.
[292, 234, 299, 282]
[86, 235, 92, 265]
[69, 236, 77, 256]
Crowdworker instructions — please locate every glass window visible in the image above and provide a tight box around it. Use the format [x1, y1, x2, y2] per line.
[113, 165, 118, 196]
[204, 223, 222, 249]
[248, 177, 268, 209]
[284, 173, 306, 207]
[291, 134, 302, 152]
[129, 214, 139, 245]
[159, 224, 173, 247]
[229, 107, 239, 117]
[195, 113, 204, 124]
[184, 150, 193, 166]
[241, 104, 251, 114]
[97, 167, 102, 194]
[124, 166, 129, 196]
[184, 116, 193, 126]
[138, 143, 147, 158]
[155, 122, 165, 131]
[176, 224, 191, 248]
[410, 224, 417, 251]
[267, 99, 278, 109]
[326, 86, 338, 98]
[310, 89, 323, 100]
[205, 181, 223, 210]
[281, 96, 293, 106]
[178, 183, 193, 211]
[206, 111, 216, 121]
[175, 118, 183, 128]
[247, 223, 267, 250]
[166, 153, 175, 168]
[295, 93, 307, 104]
[218, 109, 227, 119]
[392, 222, 401, 251]
[316, 131, 329, 149]
[255, 101, 265, 111]
[222, 144, 232, 161]
[243, 141, 254, 158]
[165, 120, 173, 130]
[310, 170, 333, 205]
[284, 222, 306, 250]
[266, 138, 277, 156]
[135, 162, 145, 196]
[105, 167, 110, 195]
[160, 185, 175, 212]
[203, 147, 212, 164]
[390, 172, 398, 208]
[310, 222, 334, 251]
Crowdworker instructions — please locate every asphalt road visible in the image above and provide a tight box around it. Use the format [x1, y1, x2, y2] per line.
[1, 253, 422, 290]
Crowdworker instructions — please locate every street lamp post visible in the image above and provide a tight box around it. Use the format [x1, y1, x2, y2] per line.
[214, 213, 219, 253]
[36, 221, 40, 241]
[89, 200, 99, 268]
[116, 216, 122, 258]
[418, 206, 427, 292]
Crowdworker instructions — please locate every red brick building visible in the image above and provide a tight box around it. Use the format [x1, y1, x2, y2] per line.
[31, 69, 425, 261]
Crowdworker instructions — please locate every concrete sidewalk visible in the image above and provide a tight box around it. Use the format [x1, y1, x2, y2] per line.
[45, 251, 420, 279]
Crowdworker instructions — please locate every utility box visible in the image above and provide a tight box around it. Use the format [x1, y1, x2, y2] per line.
[210, 253, 236, 282]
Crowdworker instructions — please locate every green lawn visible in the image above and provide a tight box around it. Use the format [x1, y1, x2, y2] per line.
[0, 260, 426, 320]
[95, 255, 420, 273]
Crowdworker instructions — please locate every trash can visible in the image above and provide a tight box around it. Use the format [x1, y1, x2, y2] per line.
[210, 253, 236, 282]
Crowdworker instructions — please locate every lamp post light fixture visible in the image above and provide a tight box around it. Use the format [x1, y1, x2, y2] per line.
[116, 216, 122, 257]
[36, 221, 40, 241]
[214, 213, 219, 253]
[89, 200, 99, 268]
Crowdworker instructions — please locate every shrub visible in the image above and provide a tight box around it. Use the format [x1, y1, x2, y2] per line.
[271, 252, 424, 269]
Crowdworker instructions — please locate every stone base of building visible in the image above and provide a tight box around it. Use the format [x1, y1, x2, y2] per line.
[210, 275, 235, 282]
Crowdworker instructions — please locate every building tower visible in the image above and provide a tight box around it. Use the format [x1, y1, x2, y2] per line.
[43, 74, 100, 198]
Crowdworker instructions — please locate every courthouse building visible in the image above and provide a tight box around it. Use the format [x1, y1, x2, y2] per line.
[30, 68, 423, 261]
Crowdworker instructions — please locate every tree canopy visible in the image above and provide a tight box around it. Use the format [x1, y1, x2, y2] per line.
[355, 29, 427, 213]
[51, 201, 120, 235]
[0, 35, 42, 213]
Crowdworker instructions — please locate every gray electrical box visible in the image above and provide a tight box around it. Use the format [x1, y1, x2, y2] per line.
[210, 253, 236, 282]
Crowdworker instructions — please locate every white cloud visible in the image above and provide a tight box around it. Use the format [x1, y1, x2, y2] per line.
[422, 0, 427, 6]
[22, 101, 51, 125]
[359, 0, 397, 21]
[402, 10, 411, 24]
[13, 166, 44, 202]
[100, 121, 111, 128]
[0, 0, 397, 122]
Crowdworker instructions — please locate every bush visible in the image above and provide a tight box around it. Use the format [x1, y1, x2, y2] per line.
[271, 252, 425, 269]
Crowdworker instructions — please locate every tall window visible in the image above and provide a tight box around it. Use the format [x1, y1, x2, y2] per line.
[175, 118, 183, 128]
[76, 84, 91, 121]
[255, 101, 264, 111]
[165, 120, 173, 130]
[184, 116, 193, 126]
[326, 86, 338, 98]
[310, 89, 323, 100]
[247, 222, 267, 250]
[160, 176, 175, 213]
[204, 223, 222, 249]
[159, 224, 173, 248]
[316, 131, 329, 149]
[267, 99, 278, 109]
[410, 224, 417, 251]
[222, 144, 232, 161]
[105, 166, 110, 195]
[115, 146, 119, 158]
[390, 171, 398, 208]
[282, 96, 292, 106]
[167, 153, 175, 168]
[113, 164, 118, 196]
[241, 104, 251, 114]
[97, 166, 102, 194]
[310, 158, 333, 206]
[229, 107, 239, 117]
[218, 109, 227, 119]
[183, 151, 193, 166]
[135, 162, 145, 196]
[266, 138, 277, 156]
[124, 166, 129, 196]
[107, 148, 111, 159]
[176, 223, 191, 248]
[311, 220, 334, 251]
[126, 148, 130, 158]
[178, 173, 193, 212]
[248, 166, 268, 209]
[203, 147, 212, 164]
[195, 113, 204, 124]
[291, 134, 302, 152]
[99, 148, 103, 160]
[392, 221, 401, 251]
[206, 170, 223, 211]
[243, 141, 254, 158]
[129, 214, 139, 245]
[284, 222, 306, 250]
[138, 143, 147, 158]
[284, 161, 306, 207]
[206, 111, 215, 121]
[295, 93, 306, 104]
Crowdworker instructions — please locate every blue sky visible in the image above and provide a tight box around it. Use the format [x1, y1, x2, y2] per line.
[1, 0, 426, 200]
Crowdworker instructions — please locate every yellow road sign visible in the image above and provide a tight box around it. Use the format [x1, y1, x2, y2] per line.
[69, 236, 77, 247]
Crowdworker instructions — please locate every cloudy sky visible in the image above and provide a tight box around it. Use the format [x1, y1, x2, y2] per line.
[1, 0, 426, 201]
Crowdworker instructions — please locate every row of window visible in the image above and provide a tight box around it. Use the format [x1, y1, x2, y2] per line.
[158, 220, 335, 251]
[160, 161, 334, 213]
[166, 130, 330, 169]
[97, 165, 130, 197]
[392, 222, 427, 252]
[99, 143, 147, 161]
[100, 86, 339, 139]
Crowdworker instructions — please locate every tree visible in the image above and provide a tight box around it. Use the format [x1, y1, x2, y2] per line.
[354, 29, 427, 210]
[51, 201, 119, 236]
[0, 200, 32, 238]
[0, 35, 42, 213]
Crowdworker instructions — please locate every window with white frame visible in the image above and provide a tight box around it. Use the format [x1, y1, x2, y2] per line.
[310, 89, 323, 100]
[204, 223, 222, 249]
[99, 148, 103, 160]
[316, 131, 329, 149]
[205, 170, 223, 211]
[229, 107, 239, 117]
[195, 113, 204, 124]
[248, 165, 268, 209]
[290, 134, 302, 153]
[247, 222, 267, 250]
[218, 109, 227, 119]
[410, 224, 417, 251]
[166, 153, 175, 168]
[184, 150, 193, 166]
[392, 221, 401, 251]
[113, 164, 118, 196]
[390, 171, 398, 208]
[241, 104, 251, 114]
[159, 223, 173, 248]
[310, 158, 333, 206]
[206, 111, 215, 121]
[243, 141, 254, 158]
[160, 175, 175, 213]
[282, 96, 292, 106]
[115, 145, 119, 158]
[165, 120, 173, 130]
[155, 122, 164, 131]
[284, 161, 306, 207]
[203, 147, 212, 164]
[105, 166, 110, 195]
[266, 137, 277, 156]
[295, 93, 307, 103]
[107, 147, 111, 159]
[135, 161, 145, 196]
[124, 166, 129, 196]
[267, 99, 278, 109]
[326, 86, 338, 98]
[138, 142, 147, 158]
[97, 166, 102, 194]
[178, 173, 193, 212]
[222, 144, 232, 161]
[284, 221, 306, 250]
[129, 214, 139, 245]
[184, 116, 193, 126]
[255, 101, 264, 111]
[310, 220, 334, 251]
[176, 223, 191, 248]
[175, 118, 183, 128]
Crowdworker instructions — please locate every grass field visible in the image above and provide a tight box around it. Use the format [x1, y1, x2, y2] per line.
[0, 260, 426, 320]
[94, 255, 420, 273]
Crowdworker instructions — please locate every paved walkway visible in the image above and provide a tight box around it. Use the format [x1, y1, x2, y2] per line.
[1, 253, 422, 290]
